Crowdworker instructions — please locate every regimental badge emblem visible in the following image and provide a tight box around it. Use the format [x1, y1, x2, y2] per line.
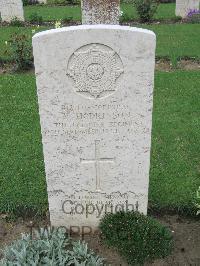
[67, 43, 124, 99]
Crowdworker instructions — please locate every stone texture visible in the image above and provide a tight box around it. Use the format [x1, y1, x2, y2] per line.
[81, 0, 120, 24]
[176, 0, 200, 18]
[0, 0, 24, 22]
[37, 0, 47, 3]
[33, 25, 156, 229]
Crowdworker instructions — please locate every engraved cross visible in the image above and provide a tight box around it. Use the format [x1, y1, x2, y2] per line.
[80, 140, 115, 191]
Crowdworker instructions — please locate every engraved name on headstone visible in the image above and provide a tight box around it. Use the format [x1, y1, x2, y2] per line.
[33, 25, 156, 229]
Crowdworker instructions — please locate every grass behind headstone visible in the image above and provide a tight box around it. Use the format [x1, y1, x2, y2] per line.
[23, 3, 176, 22]
[0, 24, 199, 62]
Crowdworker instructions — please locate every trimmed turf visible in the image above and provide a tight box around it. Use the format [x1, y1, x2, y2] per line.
[150, 70, 200, 213]
[0, 74, 47, 214]
[0, 71, 199, 215]
[144, 24, 200, 61]
[25, 4, 81, 22]
[23, 3, 176, 22]
[0, 23, 200, 61]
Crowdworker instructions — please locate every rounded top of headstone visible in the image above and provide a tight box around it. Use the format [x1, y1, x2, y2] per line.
[32, 25, 156, 41]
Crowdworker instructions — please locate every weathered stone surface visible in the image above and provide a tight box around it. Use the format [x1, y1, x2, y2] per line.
[81, 0, 120, 24]
[176, 0, 200, 18]
[33, 25, 156, 229]
[0, 0, 24, 22]
[37, 0, 47, 3]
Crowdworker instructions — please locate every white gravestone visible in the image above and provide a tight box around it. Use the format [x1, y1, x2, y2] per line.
[0, 0, 24, 22]
[33, 25, 156, 230]
[81, 0, 120, 24]
[176, 0, 200, 18]
[37, 0, 47, 3]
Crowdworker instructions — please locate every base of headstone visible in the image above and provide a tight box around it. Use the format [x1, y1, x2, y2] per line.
[176, 0, 200, 18]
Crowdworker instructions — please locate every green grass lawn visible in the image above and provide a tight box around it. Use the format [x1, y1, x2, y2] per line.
[0, 23, 199, 62]
[150, 71, 200, 213]
[0, 26, 48, 61]
[145, 24, 200, 60]
[24, 3, 176, 22]
[0, 74, 48, 215]
[0, 71, 199, 215]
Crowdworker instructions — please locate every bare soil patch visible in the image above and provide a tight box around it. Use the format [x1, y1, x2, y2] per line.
[178, 60, 200, 71]
[155, 59, 171, 71]
[155, 59, 200, 71]
[0, 214, 200, 265]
